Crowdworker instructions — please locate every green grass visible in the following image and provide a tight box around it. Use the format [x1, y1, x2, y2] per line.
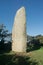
[0, 47, 43, 65]
[29, 47, 43, 65]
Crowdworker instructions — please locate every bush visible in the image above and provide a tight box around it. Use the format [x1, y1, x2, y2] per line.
[27, 39, 41, 52]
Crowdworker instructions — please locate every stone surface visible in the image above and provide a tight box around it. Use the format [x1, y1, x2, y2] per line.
[12, 7, 27, 52]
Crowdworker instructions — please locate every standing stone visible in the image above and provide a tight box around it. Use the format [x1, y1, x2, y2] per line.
[12, 7, 27, 52]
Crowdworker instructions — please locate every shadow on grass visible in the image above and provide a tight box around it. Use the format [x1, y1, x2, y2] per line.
[0, 53, 38, 65]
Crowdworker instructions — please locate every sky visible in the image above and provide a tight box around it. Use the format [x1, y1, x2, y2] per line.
[0, 0, 43, 36]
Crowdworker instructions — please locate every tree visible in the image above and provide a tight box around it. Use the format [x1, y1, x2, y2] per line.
[0, 24, 12, 50]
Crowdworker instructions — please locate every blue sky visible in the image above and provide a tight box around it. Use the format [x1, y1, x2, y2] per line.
[0, 0, 43, 36]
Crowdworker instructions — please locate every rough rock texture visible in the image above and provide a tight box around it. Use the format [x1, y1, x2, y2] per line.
[12, 7, 27, 52]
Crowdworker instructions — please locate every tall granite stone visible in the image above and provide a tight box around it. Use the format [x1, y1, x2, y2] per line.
[12, 7, 27, 52]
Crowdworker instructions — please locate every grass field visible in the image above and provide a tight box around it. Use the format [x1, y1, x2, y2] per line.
[0, 47, 43, 65]
[29, 47, 43, 65]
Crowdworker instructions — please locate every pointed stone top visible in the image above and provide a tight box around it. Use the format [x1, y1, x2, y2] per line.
[16, 7, 25, 14]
